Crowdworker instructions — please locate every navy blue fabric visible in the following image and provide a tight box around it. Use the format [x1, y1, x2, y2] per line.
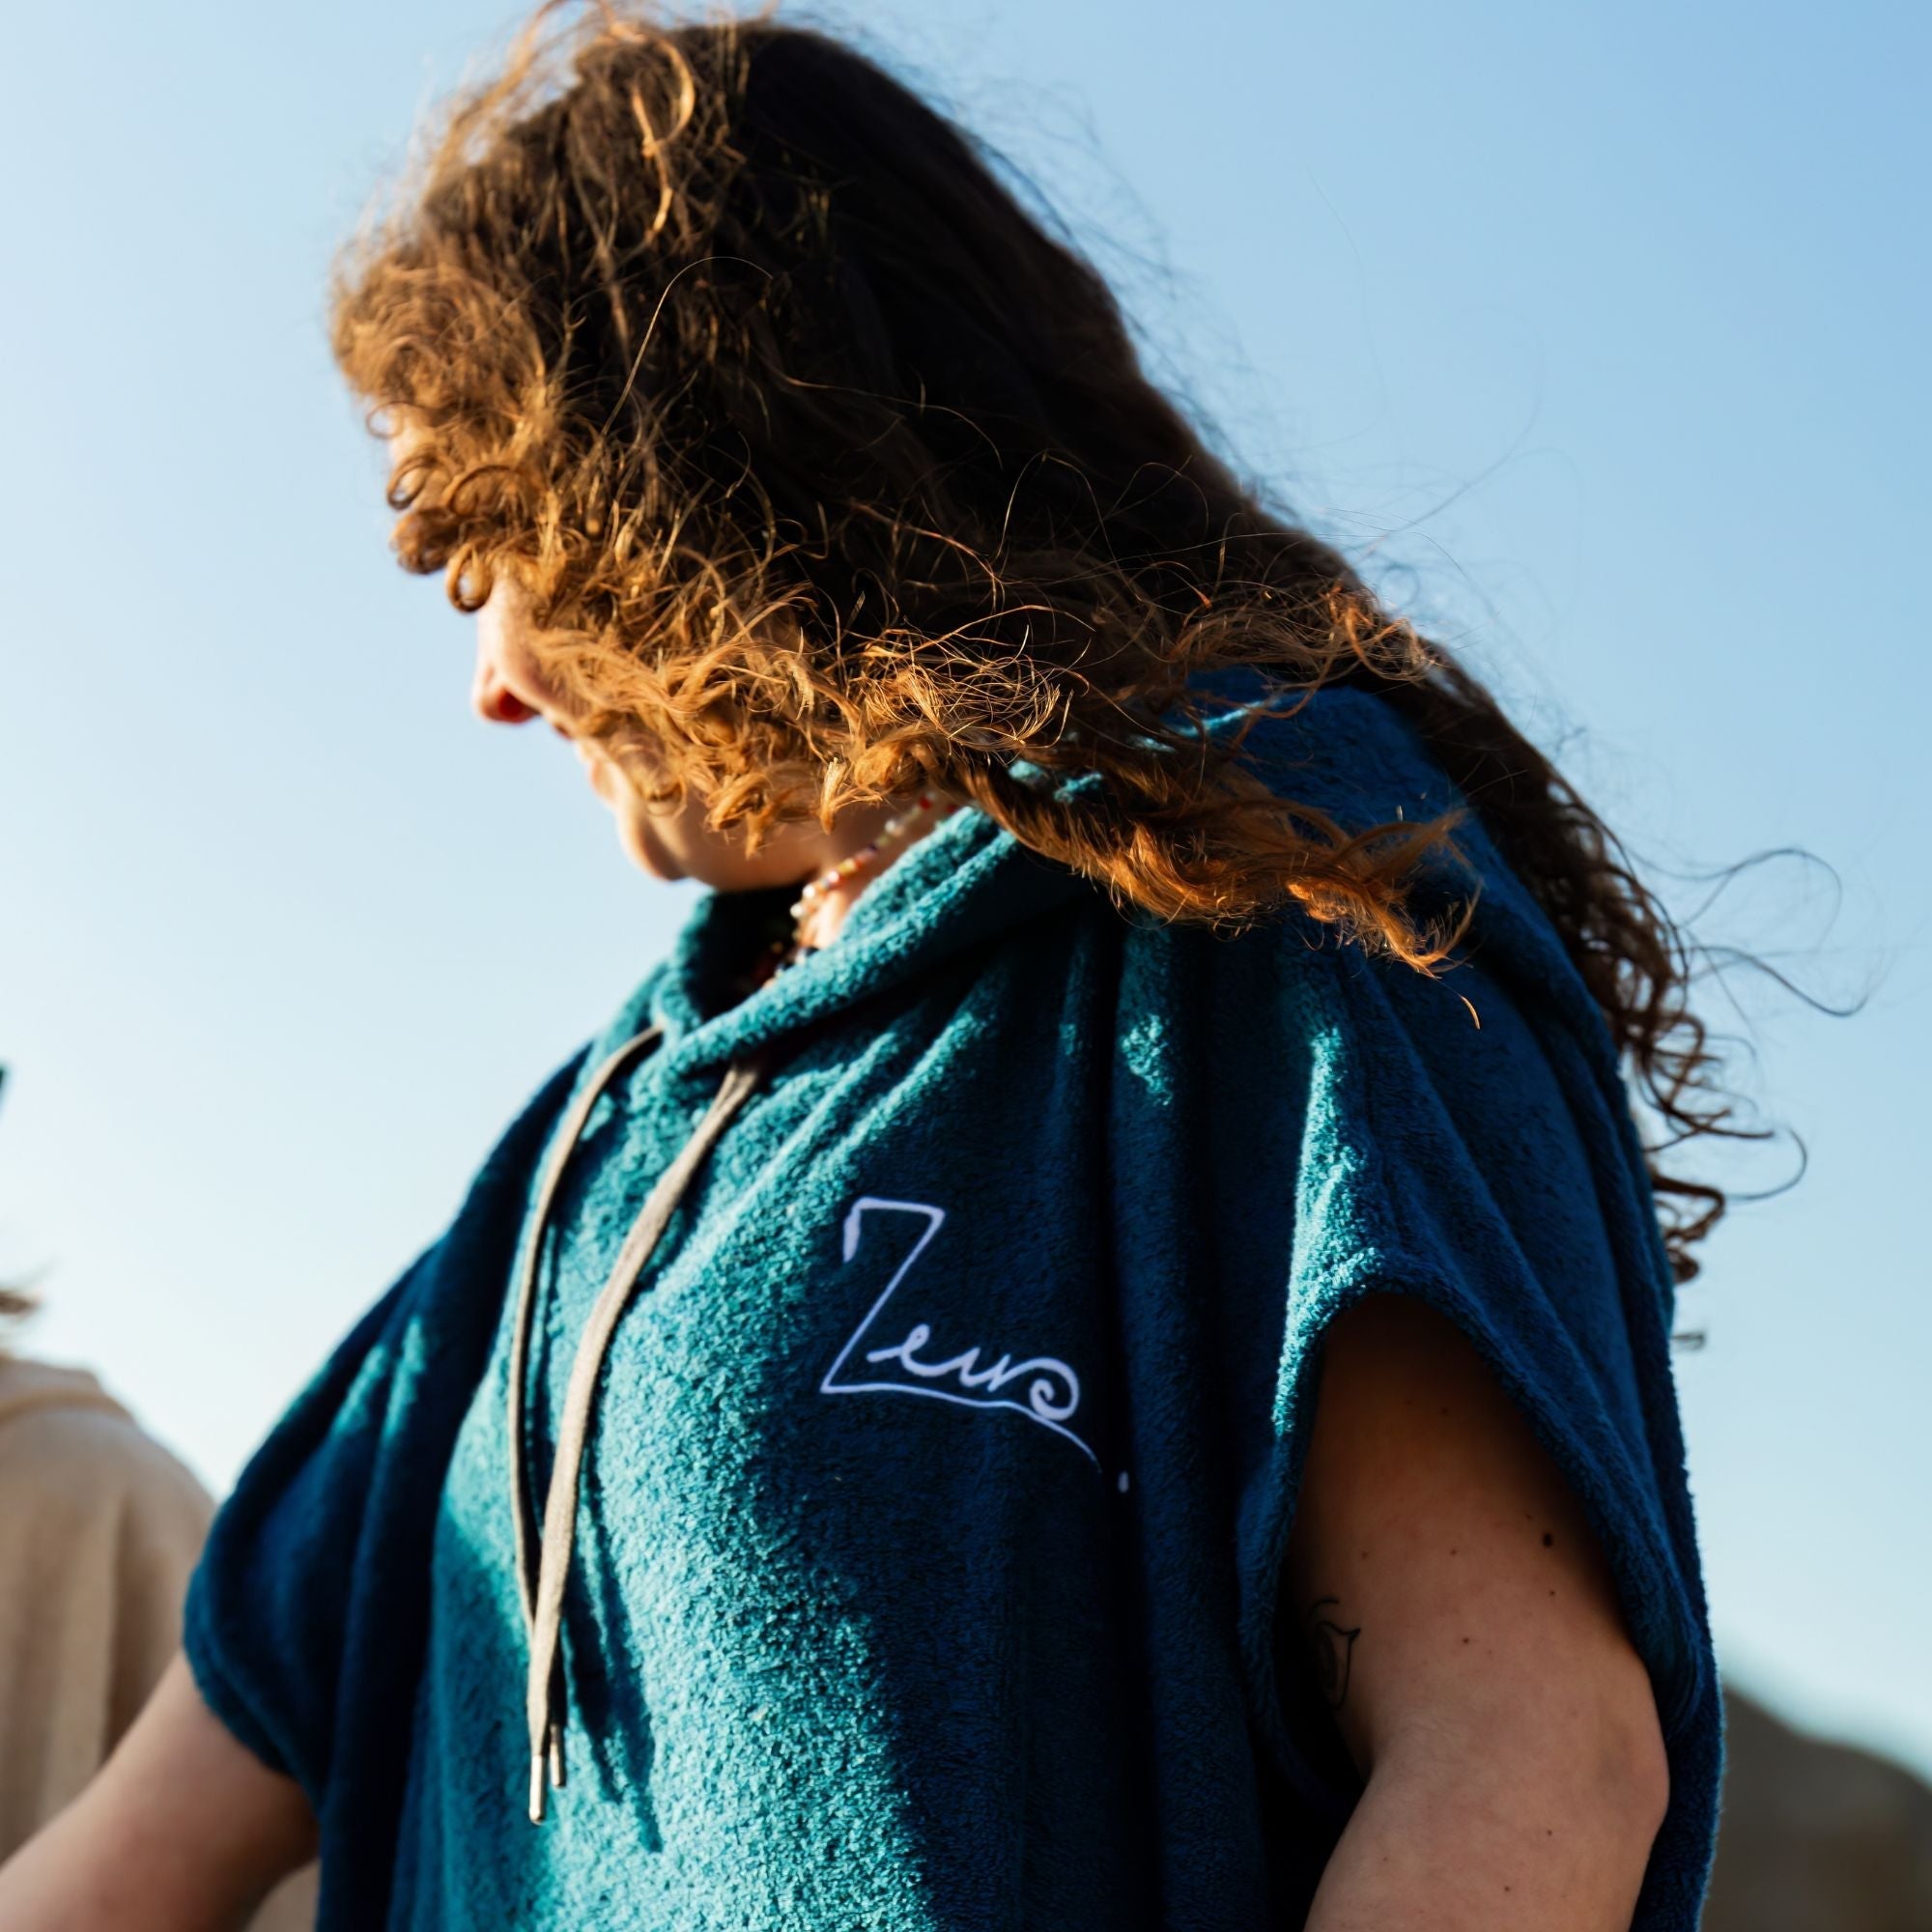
[186, 680, 1720, 1927]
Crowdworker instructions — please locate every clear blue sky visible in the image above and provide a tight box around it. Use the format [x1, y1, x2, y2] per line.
[3, 0, 1927, 1776]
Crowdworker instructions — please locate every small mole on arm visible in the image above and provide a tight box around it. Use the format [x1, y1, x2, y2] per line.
[1542, 1531, 1554, 1548]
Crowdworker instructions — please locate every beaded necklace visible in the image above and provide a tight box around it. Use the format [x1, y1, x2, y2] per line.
[748, 791, 958, 989]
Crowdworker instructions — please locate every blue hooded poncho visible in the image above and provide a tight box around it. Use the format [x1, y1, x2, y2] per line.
[185, 679, 1721, 1928]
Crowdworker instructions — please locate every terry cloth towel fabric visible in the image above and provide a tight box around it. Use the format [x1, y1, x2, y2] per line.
[185, 676, 1722, 1930]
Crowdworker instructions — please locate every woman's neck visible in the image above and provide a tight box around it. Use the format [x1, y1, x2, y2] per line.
[790, 791, 958, 952]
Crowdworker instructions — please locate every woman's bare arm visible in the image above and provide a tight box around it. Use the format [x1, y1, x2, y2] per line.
[1287, 1295, 1671, 1930]
[0, 1655, 317, 1932]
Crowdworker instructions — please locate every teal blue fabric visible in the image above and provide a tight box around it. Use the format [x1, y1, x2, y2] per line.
[186, 679, 1721, 1928]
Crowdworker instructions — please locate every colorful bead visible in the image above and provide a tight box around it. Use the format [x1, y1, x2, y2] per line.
[783, 792, 958, 952]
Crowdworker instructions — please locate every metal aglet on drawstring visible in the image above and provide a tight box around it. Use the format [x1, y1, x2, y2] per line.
[504, 1033, 764, 1825]
[528, 1721, 567, 1825]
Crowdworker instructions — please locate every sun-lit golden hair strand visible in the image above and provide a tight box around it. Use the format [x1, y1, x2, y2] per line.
[332, 4, 1734, 1277]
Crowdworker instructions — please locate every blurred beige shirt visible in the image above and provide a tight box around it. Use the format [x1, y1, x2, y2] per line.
[0, 1354, 317, 1929]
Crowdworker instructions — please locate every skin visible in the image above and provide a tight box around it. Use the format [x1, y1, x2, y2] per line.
[472, 574, 924, 942]
[0, 1656, 315, 1931]
[1291, 1295, 1670, 1928]
[0, 603, 1670, 1928]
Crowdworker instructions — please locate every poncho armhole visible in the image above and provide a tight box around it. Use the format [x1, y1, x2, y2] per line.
[183, 1273, 417, 1798]
[182, 1047, 592, 1811]
[1234, 949, 1722, 1925]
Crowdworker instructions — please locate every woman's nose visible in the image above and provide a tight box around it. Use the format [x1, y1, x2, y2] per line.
[472, 660, 541, 726]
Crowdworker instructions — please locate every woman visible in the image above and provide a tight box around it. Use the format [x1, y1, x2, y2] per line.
[0, 12, 1728, 1927]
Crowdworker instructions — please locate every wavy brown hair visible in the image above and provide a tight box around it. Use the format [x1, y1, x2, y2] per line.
[331, 4, 1733, 1275]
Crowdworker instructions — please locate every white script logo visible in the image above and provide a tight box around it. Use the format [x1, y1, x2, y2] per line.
[819, 1195, 1099, 1469]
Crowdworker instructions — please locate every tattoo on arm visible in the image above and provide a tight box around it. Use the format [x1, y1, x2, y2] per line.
[1305, 1597, 1362, 1712]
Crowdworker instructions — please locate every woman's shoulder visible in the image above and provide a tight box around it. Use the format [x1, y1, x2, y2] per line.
[1168, 673, 1614, 1065]
[1191, 672, 1463, 832]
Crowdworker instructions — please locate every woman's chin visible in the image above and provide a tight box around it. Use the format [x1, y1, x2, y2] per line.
[617, 815, 685, 882]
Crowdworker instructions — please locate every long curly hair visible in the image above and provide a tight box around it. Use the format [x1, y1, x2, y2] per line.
[331, 4, 1733, 1275]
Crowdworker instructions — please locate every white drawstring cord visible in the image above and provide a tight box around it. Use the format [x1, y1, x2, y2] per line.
[504, 1033, 763, 1822]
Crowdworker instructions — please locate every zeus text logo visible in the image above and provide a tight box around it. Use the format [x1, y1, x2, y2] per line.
[818, 1195, 1099, 1469]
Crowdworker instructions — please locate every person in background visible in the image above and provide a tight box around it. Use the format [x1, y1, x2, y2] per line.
[0, 1070, 317, 1928]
